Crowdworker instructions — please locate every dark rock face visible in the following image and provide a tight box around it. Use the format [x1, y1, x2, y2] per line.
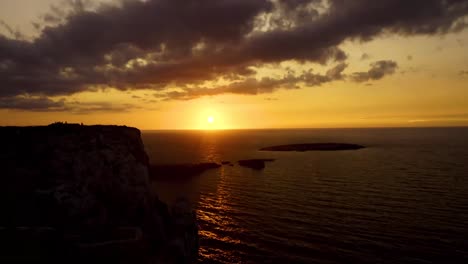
[0, 124, 198, 263]
[150, 163, 221, 180]
[260, 143, 365, 152]
[0, 124, 151, 228]
[238, 159, 275, 170]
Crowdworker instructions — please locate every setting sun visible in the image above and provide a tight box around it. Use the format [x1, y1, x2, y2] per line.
[207, 116, 215, 124]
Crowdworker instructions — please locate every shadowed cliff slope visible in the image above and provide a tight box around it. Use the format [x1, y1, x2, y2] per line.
[0, 123, 198, 263]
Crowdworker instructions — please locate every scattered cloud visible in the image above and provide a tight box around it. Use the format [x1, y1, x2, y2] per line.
[1, 0, 467, 109]
[361, 53, 371, 60]
[351, 60, 398, 82]
[159, 62, 349, 100]
[400, 67, 422, 75]
[0, 20, 24, 39]
[407, 55, 413, 61]
[68, 102, 137, 115]
[361, 113, 468, 122]
[157, 60, 399, 100]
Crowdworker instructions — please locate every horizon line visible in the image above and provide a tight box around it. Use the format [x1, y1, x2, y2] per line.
[141, 125, 468, 132]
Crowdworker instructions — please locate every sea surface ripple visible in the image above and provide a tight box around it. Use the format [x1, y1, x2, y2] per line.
[143, 128, 468, 264]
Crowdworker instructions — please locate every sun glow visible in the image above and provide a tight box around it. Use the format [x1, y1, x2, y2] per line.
[196, 106, 230, 130]
[207, 116, 215, 124]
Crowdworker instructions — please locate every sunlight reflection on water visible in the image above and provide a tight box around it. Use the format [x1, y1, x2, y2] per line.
[144, 128, 468, 264]
[199, 133, 221, 163]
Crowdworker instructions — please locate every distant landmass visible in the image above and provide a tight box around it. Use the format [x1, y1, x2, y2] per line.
[260, 143, 365, 152]
[148, 143, 365, 178]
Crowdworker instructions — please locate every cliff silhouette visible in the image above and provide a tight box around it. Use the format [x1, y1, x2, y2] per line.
[0, 123, 198, 263]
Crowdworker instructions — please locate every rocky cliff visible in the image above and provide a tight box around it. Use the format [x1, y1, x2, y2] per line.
[0, 123, 198, 263]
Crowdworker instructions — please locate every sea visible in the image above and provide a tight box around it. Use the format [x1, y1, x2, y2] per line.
[142, 127, 468, 264]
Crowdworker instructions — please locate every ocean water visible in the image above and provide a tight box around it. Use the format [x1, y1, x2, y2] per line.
[142, 128, 468, 264]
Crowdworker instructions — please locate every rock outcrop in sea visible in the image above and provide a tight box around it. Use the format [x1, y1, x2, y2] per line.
[238, 159, 275, 170]
[0, 123, 198, 263]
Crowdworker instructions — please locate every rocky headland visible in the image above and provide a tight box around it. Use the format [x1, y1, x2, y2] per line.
[0, 123, 198, 263]
[260, 143, 365, 152]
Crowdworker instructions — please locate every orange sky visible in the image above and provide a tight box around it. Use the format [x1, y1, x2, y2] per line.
[1, 0, 467, 130]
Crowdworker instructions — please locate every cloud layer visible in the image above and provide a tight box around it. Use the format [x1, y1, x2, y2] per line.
[1, 0, 468, 110]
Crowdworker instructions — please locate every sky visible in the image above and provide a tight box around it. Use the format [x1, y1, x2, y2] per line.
[0, 0, 467, 130]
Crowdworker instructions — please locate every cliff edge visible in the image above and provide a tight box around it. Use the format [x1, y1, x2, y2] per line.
[0, 123, 198, 263]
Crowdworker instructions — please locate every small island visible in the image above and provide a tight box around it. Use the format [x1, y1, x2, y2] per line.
[260, 143, 365, 152]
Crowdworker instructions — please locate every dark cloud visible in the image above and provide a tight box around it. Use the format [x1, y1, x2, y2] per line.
[0, 96, 66, 111]
[361, 53, 371, 60]
[460, 70, 468, 76]
[351, 60, 398, 82]
[0, 95, 139, 113]
[0, 0, 467, 109]
[1, 0, 274, 98]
